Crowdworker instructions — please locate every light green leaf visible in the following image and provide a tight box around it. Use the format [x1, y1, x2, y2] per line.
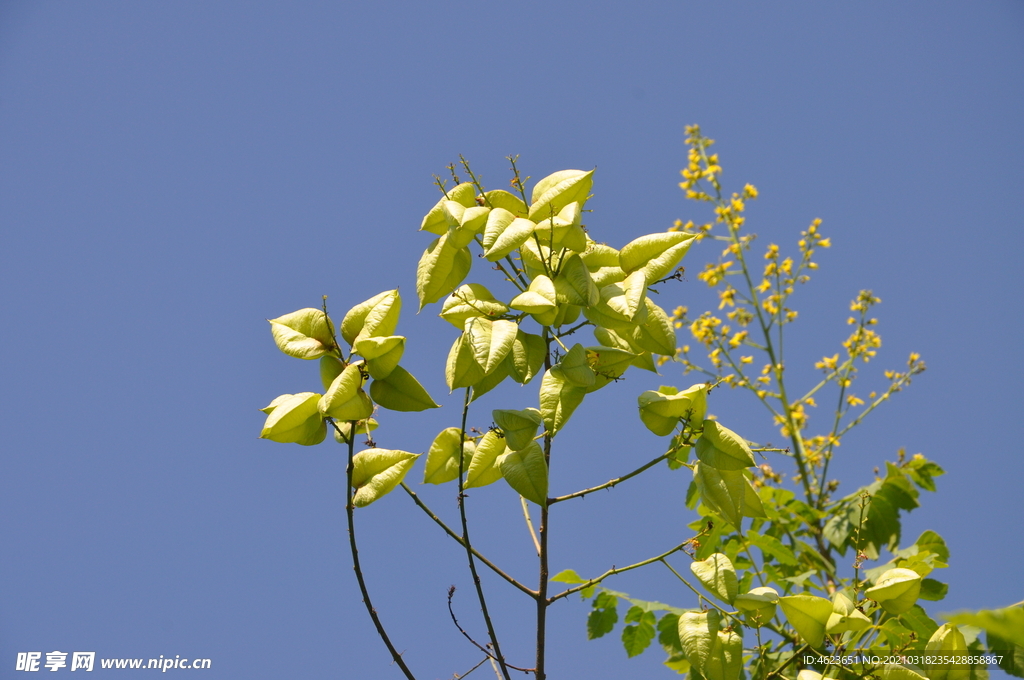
[468, 360, 509, 401]
[500, 441, 547, 506]
[318, 364, 374, 421]
[319, 355, 346, 391]
[778, 594, 833, 648]
[632, 297, 676, 356]
[507, 330, 546, 385]
[582, 241, 620, 269]
[619, 232, 696, 282]
[678, 610, 720, 675]
[866, 568, 922, 615]
[484, 217, 536, 261]
[416, 234, 473, 309]
[945, 605, 1024, 648]
[331, 418, 377, 445]
[493, 408, 543, 451]
[695, 420, 756, 470]
[745, 531, 797, 566]
[259, 392, 327, 446]
[369, 365, 439, 411]
[554, 253, 599, 307]
[586, 345, 636, 392]
[465, 430, 507, 488]
[529, 169, 594, 221]
[638, 384, 708, 436]
[550, 569, 586, 584]
[539, 368, 586, 435]
[690, 553, 738, 604]
[341, 290, 401, 346]
[423, 427, 474, 485]
[464, 317, 518, 375]
[826, 591, 872, 634]
[594, 326, 657, 373]
[734, 586, 779, 627]
[551, 343, 596, 388]
[510, 275, 557, 314]
[365, 342, 404, 380]
[353, 334, 404, 360]
[693, 461, 746, 528]
[420, 182, 477, 234]
[483, 189, 528, 216]
[351, 448, 420, 507]
[269, 308, 336, 360]
[883, 664, 929, 680]
[446, 333, 485, 390]
[925, 624, 970, 680]
[440, 283, 509, 328]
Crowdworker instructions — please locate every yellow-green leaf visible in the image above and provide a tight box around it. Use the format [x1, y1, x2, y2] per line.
[539, 369, 586, 436]
[369, 365, 439, 411]
[319, 355, 346, 391]
[319, 364, 374, 421]
[483, 189, 527, 216]
[735, 587, 779, 627]
[632, 298, 676, 356]
[417, 234, 472, 309]
[259, 392, 326, 445]
[690, 553, 738, 604]
[465, 317, 518, 375]
[466, 430, 507, 488]
[493, 408, 542, 451]
[440, 283, 509, 328]
[779, 594, 833, 649]
[693, 461, 747, 528]
[866, 568, 922, 615]
[507, 330, 546, 385]
[351, 448, 420, 507]
[341, 290, 401, 347]
[269, 308, 336, 359]
[332, 418, 377, 445]
[500, 441, 547, 506]
[619, 232, 696, 282]
[528, 169, 594, 221]
[424, 427, 474, 485]
[638, 384, 708, 436]
[696, 420, 756, 470]
[510, 275, 557, 314]
[551, 343, 596, 388]
[826, 591, 872, 634]
[554, 253, 599, 307]
[586, 345, 636, 392]
[484, 217, 536, 261]
[421, 183, 477, 234]
[446, 333, 485, 390]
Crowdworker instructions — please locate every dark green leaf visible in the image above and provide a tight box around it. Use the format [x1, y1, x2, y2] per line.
[622, 609, 657, 658]
[919, 578, 948, 601]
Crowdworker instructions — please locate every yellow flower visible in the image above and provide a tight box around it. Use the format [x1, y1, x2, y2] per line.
[740, 355, 753, 364]
[846, 395, 864, 407]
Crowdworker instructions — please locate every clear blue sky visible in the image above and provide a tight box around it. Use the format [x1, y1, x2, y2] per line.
[2, 2, 1022, 678]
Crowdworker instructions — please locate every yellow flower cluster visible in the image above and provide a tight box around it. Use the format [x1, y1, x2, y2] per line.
[697, 260, 733, 287]
[690, 312, 725, 348]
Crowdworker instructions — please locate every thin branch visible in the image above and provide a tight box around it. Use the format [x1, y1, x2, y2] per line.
[399, 483, 536, 597]
[548, 539, 693, 603]
[521, 496, 541, 556]
[451, 657, 489, 680]
[446, 587, 534, 674]
[456, 388, 513, 680]
[334, 419, 417, 680]
[547, 453, 669, 504]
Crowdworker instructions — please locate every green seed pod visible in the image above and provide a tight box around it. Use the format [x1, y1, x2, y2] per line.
[826, 591, 872, 634]
[734, 586, 779, 627]
[865, 568, 922, 615]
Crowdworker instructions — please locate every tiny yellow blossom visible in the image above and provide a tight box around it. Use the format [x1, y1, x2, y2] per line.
[846, 395, 865, 407]
[740, 355, 753, 364]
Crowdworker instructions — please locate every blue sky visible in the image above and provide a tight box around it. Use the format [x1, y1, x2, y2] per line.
[2, 2, 1022, 678]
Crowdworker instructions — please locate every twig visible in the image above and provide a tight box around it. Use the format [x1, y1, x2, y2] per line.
[521, 497, 541, 556]
[446, 586, 535, 674]
[400, 483, 536, 597]
[548, 539, 693, 603]
[333, 419, 417, 680]
[547, 453, 669, 504]
[456, 388, 513, 680]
